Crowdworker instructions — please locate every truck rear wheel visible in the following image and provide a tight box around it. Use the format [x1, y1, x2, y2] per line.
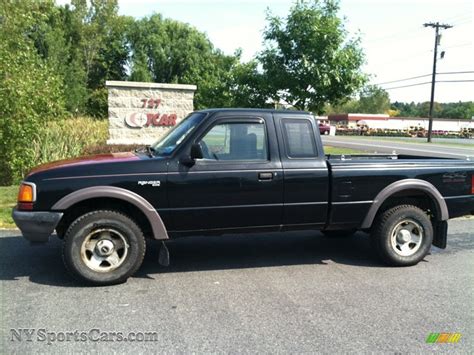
[62, 210, 146, 285]
[371, 205, 433, 266]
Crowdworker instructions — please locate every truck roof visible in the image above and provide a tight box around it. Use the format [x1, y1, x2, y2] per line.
[196, 108, 312, 115]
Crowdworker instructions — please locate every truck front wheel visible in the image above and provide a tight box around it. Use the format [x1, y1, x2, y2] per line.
[371, 205, 433, 266]
[62, 210, 146, 285]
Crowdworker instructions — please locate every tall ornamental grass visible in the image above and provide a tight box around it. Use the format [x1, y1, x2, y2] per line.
[31, 117, 108, 167]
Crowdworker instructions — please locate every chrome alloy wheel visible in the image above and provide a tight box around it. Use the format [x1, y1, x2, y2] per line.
[390, 219, 424, 257]
[80, 228, 129, 272]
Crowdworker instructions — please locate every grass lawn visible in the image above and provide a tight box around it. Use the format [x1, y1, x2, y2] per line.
[324, 146, 367, 155]
[0, 186, 17, 228]
[335, 135, 474, 149]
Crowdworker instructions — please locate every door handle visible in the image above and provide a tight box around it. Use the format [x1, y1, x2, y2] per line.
[258, 172, 273, 180]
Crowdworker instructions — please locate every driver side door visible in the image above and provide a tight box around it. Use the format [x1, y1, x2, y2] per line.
[166, 113, 283, 233]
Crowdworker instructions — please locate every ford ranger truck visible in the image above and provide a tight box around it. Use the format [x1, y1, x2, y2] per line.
[12, 109, 474, 285]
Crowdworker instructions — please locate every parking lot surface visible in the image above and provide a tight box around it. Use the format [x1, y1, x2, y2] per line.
[1, 219, 473, 353]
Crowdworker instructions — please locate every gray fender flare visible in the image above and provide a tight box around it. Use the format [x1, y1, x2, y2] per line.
[52, 186, 168, 240]
[361, 179, 449, 229]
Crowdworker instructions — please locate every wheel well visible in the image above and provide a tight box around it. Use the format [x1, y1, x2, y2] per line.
[376, 189, 440, 222]
[55, 197, 153, 239]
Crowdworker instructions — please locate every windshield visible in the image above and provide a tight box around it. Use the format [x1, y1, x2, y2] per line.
[151, 112, 206, 156]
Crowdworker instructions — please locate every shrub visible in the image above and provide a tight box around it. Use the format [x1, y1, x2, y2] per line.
[86, 87, 109, 119]
[30, 117, 108, 168]
[0, 1, 66, 185]
[0, 53, 66, 184]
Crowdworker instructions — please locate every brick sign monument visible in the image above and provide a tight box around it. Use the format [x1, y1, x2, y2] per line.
[105, 81, 196, 145]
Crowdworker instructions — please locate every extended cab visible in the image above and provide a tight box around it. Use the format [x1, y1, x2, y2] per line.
[13, 109, 474, 285]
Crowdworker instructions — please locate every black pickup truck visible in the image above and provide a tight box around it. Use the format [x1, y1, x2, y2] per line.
[13, 109, 474, 285]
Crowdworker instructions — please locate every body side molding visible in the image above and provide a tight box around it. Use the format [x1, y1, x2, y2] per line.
[361, 179, 449, 229]
[51, 186, 168, 240]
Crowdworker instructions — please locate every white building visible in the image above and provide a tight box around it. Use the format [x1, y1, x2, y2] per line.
[327, 113, 474, 132]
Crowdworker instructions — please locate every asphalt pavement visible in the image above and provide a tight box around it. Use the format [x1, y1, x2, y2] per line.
[322, 136, 474, 159]
[1, 219, 473, 353]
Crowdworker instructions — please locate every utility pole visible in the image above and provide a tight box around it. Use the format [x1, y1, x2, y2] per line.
[423, 22, 452, 142]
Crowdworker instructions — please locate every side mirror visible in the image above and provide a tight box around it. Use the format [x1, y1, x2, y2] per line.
[180, 143, 203, 166]
[190, 142, 204, 159]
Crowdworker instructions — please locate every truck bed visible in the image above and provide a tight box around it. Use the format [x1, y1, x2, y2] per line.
[326, 154, 463, 161]
[326, 154, 474, 228]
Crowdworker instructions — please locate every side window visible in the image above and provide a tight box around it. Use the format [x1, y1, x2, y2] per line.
[200, 121, 268, 161]
[282, 119, 318, 158]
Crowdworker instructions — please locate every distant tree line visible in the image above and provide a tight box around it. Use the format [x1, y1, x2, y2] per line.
[391, 101, 474, 119]
[326, 85, 474, 119]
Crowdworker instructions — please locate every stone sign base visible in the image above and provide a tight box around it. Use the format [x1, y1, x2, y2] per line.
[106, 81, 196, 145]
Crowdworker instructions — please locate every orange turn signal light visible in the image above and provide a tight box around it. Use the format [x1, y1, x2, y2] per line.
[18, 183, 35, 203]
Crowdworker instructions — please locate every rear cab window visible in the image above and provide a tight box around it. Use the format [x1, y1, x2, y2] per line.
[281, 119, 318, 158]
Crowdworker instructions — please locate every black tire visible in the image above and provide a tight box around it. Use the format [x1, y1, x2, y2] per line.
[62, 210, 146, 285]
[371, 205, 433, 266]
[321, 229, 357, 238]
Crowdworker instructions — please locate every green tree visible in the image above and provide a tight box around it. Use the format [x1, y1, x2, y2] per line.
[324, 99, 359, 114]
[230, 59, 272, 108]
[129, 52, 153, 82]
[391, 101, 474, 119]
[357, 85, 390, 113]
[439, 101, 474, 119]
[0, 0, 65, 184]
[258, 0, 366, 113]
[391, 101, 420, 117]
[128, 14, 241, 109]
[50, 0, 130, 117]
[418, 101, 442, 118]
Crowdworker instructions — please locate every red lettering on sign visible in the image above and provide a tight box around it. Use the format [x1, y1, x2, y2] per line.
[141, 98, 161, 109]
[152, 113, 161, 126]
[130, 112, 177, 128]
[159, 114, 169, 126]
[126, 98, 177, 128]
[169, 113, 177, 125]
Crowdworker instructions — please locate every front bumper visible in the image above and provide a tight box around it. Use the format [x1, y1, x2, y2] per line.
[12, 208, 63, 243]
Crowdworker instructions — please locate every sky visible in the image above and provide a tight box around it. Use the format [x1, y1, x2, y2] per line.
[59, 0, 474, 103]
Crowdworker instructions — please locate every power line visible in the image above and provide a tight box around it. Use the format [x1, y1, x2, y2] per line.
[383, 79, 474, 91]
[364, 16, 471, 50]
[437, 80, 474, 83]
[366, 32, 428, 49]
[451, 19, 472, 26]
[383, 81, 432, 90]
[437, 70, 474, 75]
[441, 13, 471, 23]
[372, 49, 432, 66]
[375, 74, 431, 86]
[372, 40, 472, 66]
[374, 71, 474, 86]
[365, 26, 423, 43]
[449, 16, 471, 24]
[442, 42, 472, 50]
